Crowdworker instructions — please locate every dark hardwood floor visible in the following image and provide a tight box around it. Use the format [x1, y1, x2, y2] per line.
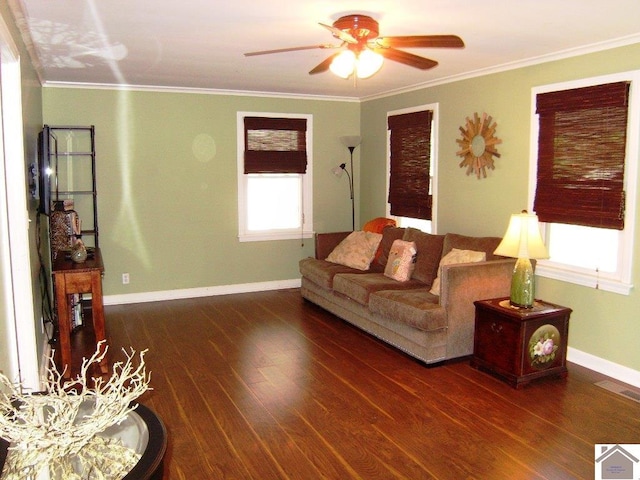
[79, 289, 640, 479]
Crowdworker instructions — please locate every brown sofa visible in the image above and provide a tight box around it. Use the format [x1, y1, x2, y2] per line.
[299, 227, 516, 364]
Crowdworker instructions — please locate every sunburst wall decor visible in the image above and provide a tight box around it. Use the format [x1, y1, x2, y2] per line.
[456, 112, 501, 179]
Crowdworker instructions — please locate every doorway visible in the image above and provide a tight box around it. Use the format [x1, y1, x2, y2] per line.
[0, 14, 39, 390]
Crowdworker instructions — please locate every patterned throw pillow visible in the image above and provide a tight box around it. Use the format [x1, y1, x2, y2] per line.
[384, 240, 417, 282]
[429, 248, 486, 296]
[326, 231, 383, 271]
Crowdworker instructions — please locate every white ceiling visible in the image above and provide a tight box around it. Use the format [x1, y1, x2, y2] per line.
[10, 0, 640, 100]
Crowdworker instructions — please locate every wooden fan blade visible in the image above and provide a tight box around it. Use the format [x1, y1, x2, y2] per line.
[245, 44, 338, 56]
[376, 47, 438, 70]
[309, 52, 341, 75]
[319, 22, 358, 44]
[375, 35, 464, 49]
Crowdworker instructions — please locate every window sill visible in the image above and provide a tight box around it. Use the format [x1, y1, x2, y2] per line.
[238, 231, 314, 243]
[536, 263, 633, 295]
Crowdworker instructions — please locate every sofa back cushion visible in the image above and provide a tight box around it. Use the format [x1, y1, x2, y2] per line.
[442, 233, 503, 261]
[402, 228, 445, 286]
[370, 226, 406, 272]
[364, 217, 397, 266]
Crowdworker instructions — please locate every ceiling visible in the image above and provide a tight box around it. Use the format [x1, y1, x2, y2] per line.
[10, 0, 640, 100]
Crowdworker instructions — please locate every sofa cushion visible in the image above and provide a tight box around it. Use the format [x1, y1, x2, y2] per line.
[370, 289, 447, 332]
[299, 258, 364, 290]
[430, 248, 486, 296]
[402, 228, 445, 286]
[442, 233, 503, 260]
[364, 218, 398, 267]
[326, 231, 382, 271]
[370, 226, 406, 272]
[333, 273, 423, 306]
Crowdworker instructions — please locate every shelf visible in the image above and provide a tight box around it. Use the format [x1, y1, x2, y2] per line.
[57, 190, 97, 196]
[44, 124, 99, 259]
[56, 152, 94, 157]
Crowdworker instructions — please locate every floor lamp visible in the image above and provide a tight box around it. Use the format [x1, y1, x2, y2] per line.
[332, 136, 361, 231]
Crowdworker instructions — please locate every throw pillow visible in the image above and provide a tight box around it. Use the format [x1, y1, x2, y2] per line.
[326, 231, 383, 271]
[402, 228, 445, 286]
[384, 239, 417, 282]
[363, 217, 397, 234]
[429, 248, 486, 296]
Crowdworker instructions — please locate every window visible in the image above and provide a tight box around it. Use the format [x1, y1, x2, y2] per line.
[386, 104, 438, 233]
[529, 72, 640, 294]
[237, 112, 313, 242]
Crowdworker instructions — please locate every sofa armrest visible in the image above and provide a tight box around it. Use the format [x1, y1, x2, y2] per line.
[315, 231, 351, 260]
[439, 259, 516, 358]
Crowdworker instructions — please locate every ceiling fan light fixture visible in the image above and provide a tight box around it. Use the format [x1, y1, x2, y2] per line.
[247, 14, 463, 78]
[330, 49, 383, 79]
[330, 50, 356, 78]
[356, 49, 383, 78]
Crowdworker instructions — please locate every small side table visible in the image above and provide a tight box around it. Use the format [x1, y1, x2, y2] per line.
[52, 247, 107, 378]
[471, 297, 572, 388]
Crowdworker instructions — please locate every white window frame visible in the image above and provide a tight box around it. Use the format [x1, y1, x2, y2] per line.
[528, 71, 640, 295]
[237, 112, 313, 242]
[385, 103, 439, 233]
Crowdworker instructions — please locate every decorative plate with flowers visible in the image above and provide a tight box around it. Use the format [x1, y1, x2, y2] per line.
[528, 324, 560, 369]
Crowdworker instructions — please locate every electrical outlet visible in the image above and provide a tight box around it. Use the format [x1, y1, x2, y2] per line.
[122, 273, 130, 285]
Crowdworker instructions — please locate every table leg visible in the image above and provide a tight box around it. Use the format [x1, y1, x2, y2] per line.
[91, 271, 109, 374]
[54, 274, 72, 378]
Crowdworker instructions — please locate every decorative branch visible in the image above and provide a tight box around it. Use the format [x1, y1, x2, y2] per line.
[0, 341, 152, 479]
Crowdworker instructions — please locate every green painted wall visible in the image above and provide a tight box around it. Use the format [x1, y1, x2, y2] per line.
[40, 39, 640, 374]
[42, 89, 360, 296]
[361, 43, 640, 372]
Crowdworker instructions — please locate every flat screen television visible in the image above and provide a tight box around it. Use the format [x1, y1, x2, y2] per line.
[37, 127, 53, 215]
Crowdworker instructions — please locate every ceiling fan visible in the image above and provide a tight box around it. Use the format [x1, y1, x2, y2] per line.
[244, 14, 464, 78]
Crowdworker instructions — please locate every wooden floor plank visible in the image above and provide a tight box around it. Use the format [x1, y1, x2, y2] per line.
[89, 289, 640, 479]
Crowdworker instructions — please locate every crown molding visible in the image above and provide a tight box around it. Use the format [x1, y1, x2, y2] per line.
[40, 34, 640, 103]
[360, 34, 640, 102]
[41, 80, 361, 103]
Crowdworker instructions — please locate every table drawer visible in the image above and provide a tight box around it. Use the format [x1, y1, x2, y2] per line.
[63, 272, 93, 292]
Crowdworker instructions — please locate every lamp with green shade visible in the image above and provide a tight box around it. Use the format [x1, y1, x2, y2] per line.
[493, 211, 549, 308]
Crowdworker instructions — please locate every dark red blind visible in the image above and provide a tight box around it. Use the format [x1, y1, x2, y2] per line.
[244, 117, 308, 174]
[387, 110, 433, 220]
[534, 81, 629, 230]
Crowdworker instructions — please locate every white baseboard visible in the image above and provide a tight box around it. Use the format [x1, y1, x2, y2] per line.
[104, 278, 302, 306]
[568, 347, 640, 388]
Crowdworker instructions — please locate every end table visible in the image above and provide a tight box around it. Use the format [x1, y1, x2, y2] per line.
[471, 297, 572, 388]
[52, 247, 107, 378]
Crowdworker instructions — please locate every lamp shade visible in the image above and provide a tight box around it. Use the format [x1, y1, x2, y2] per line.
[340, 135, 361, 149]
[330, 50, 383, 80]
[332, 164, 346, 177]
[330, 50, 356, 78]
[494, 211, 549, 260]
[356, 50, 383, 78]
